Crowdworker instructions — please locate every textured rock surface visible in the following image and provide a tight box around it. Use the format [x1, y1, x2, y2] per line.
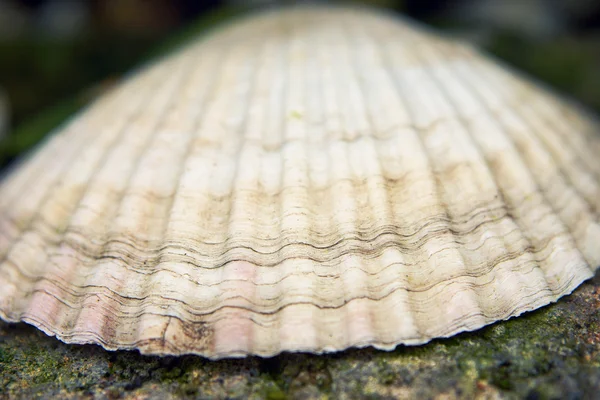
[0, 273, 598, 399]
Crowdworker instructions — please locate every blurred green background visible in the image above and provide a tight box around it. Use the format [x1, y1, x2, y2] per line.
[0, 0, 599, 170]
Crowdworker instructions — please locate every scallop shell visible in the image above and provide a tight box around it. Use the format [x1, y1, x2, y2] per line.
[0, 6, 599, 359]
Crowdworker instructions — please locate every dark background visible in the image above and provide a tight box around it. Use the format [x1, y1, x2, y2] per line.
[0, 0, 599, 168]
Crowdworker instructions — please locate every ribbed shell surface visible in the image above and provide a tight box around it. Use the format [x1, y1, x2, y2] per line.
[0, 7, 599, 359]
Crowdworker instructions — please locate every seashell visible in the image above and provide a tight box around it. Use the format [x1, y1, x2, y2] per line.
[0, 6, 599, 359]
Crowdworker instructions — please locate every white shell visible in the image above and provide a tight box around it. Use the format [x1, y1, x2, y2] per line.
[0, 6, 599, 359]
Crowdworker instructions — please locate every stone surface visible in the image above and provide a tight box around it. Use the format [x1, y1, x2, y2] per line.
[0, 273, 598, 399]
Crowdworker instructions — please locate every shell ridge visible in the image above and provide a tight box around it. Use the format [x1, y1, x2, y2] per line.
[260, 23, 289, 356]
[0, 56, 178, 255]
[340, 15, 421, 346]
[367, 19, 477, 339]
[132, 39, 255, 353]
[133, 39, 230, 355]
[19, 305, 417, 358]
[346, 12, 510, 340]
[38, 51, 201, 349]
[411, 41, 574, 312]
[0, 126, 77, 210]
[530, 92, 600, 182]
[274, 12, 323, 354]
[0, 65, 173, 329]
[459, 53, 600, 268]
[0, 96, 128, 250]
[0, 56, 183, 212]
[477, 54, 600, 181]
[472, 57, 600, 216]
[398, 30, 500, 335]
[5, 232, 578, 310]
[306, 15, 342, 352]
[207, 27, 277, 356]
[523, 99, 600, 212]
[499, 77, 600, 213]
[0, 88, 124, 210]
[366, 14, 584, 340]
[264, 14, 300, 352]
[234, 23, 291, 356]
[7, 261, 585, 349]
[438, 45, 597, 286]
[292, 13, 328, 352]
[329, 18, 379, 349]
[274, 13, 313, 355]
[0, 207, 541, 279]
[1, 194, 515, 251]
